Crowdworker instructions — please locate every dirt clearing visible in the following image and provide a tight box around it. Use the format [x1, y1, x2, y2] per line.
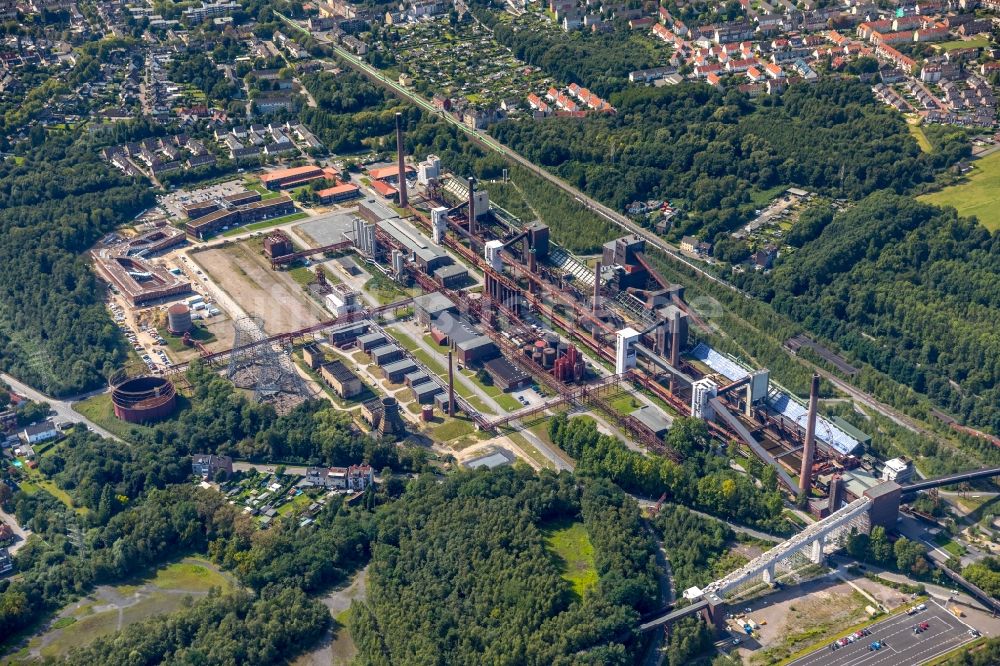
[193, 241, 327, 335]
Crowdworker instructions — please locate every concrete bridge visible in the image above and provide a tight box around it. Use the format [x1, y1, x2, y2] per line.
[638, 468, 1000, 633]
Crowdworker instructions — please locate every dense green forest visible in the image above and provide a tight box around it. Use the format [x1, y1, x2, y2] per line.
[653, 504, 735, 593]
[491, 79, 968, 241]
[741, 193, 1000, 433]
[350, 469, 658, 665]
[1, 481, 367, 660]
[963, 557, 1000, 600]
[0, 136, 152, 396]
[940, 638, 1000, 665]
[550, 415, 788, 534]
[31, 362, 423, 523]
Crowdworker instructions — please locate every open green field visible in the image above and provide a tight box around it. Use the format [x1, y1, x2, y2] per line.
[16, 559, 233, 661]
[73, 393, 158, 441]
[919, 150, 1000, 231]
[907, 122, 933, 154]
[429, 417, 477, 443]
[288, 265, 315, 286]
[364, 272, 412, 305]
[749, 184, 789, 207]
[220, 211, 309, 237]
[541, 520, 598, 598]
[935, 37, 990, 51]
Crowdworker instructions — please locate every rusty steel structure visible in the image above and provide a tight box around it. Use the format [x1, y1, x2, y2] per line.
[269, 240, 354, 268]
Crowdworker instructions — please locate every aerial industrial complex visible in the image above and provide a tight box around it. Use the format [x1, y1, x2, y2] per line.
[71, 109, 999, 665]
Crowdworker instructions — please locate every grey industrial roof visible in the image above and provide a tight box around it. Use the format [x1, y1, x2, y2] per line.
[413, 292, 456, 316]
[378, 216, 446, 259]
[434, 264, 468, 279]
[483, 357, 528, 384]
[456, 335, 494, 352]
[321, 360, 356, 382]
[404, 371, 429, 384]
[358, 331, 387, 344]
[360, 198, 396, 221]
[632, 405, 672, 435]
[413, 381, 443, 396]
[371, 344, 401, 360]
[382, 358, 417, 374]
[434, 312, 480, 345]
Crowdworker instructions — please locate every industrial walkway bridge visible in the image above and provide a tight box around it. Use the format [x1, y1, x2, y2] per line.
[902, 467, 1000, 494]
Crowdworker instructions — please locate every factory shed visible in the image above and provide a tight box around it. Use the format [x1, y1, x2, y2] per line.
[383, 358, 418, 382]
[483, 357, 531, 391]
[371, 344, 403, 366]
[412, 381, 444, 404]
[632, 405, 672, 438]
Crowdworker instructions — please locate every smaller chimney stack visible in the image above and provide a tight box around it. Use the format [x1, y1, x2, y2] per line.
[467, 177, 476, 235]
[395, 113, 408, 208]
[448, 351, 456, 417]
[592, 260, 601, 313]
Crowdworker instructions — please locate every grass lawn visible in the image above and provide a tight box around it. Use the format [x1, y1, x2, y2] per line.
[936, 37, 989, 51]
[429, 417, 477, 443]
[276, 492, 313, 517]
[919, 150, 1000, 231]
[157, 324, 216, 352]
[933, 532, 966, 557]
[74, 393, 157, 442]
[507, 432, 556, 469]
[541, 519, 598, 599]
[749, 183, 789, 207]
[608, 391, 640, 416]
[460, 369, 521, 411]
[907, 122, 933, 154]
[220, 211, 309, 237]
[150, 560, 233, 592]
[288, 264, 315, 286]
[364, 273, 411, 305]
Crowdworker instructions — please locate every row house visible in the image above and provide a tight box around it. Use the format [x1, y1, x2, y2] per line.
[914, 26, 951, 42]
[876, 44, 917, 73]
[870, 30, 915, 46]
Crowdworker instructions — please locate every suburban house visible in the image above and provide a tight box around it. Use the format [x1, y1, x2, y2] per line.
[305, 464, 375, 491]
[192, 454, 233, 480]
[23, 421, 58, 445]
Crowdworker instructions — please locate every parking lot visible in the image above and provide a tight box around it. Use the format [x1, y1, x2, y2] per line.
[161, 180, 247, 219]
[787, 600, 979, 666]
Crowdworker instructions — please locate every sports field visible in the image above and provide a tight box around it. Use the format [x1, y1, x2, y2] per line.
[920, 151, 1000, 231]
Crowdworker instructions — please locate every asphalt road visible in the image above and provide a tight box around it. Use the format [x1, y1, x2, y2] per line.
[1, 372, 119, 441]
[787, 601, 977, 666]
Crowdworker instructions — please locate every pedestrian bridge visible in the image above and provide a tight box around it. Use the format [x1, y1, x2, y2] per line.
[697, 496, 873, 600]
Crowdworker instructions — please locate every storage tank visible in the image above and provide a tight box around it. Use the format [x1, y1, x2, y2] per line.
[542, 348, 556, 368]
[421, 405, 434, 422]
[167, 303, 192, 334]
[532, 350, 543, 366]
